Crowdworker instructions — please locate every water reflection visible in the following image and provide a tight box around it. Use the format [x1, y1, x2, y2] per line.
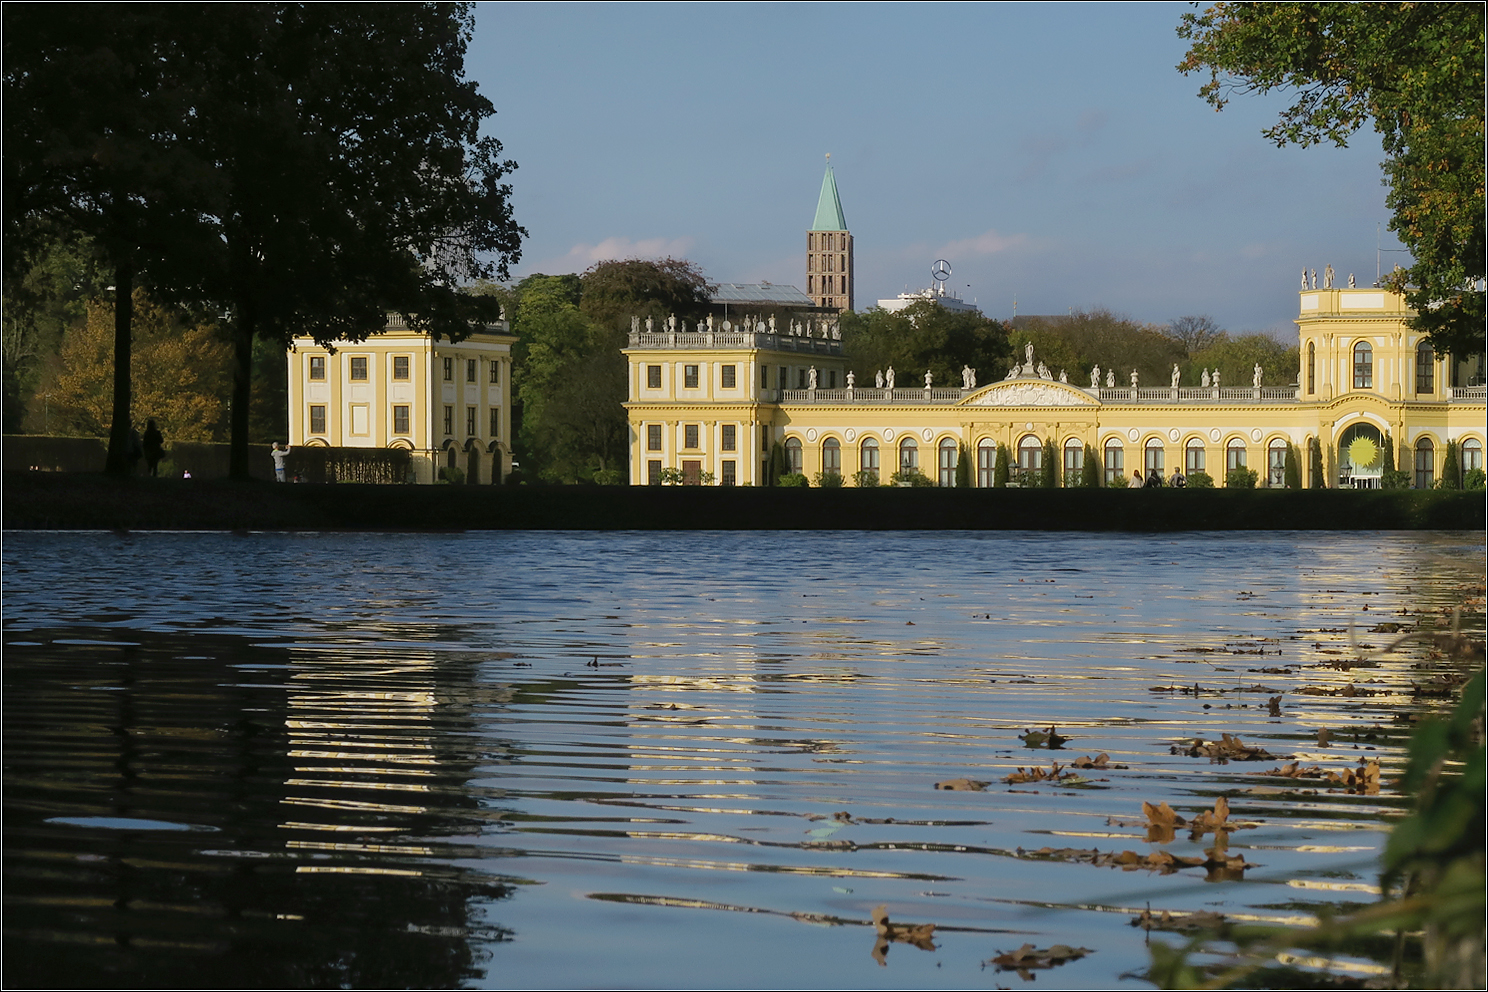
[4, 531, 1482, 987]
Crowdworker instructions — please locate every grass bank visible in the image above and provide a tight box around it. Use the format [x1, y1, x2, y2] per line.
[4, 472, 1482, 531]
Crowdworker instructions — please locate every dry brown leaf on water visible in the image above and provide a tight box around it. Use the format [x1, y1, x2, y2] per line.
[1003, 761, 1078, 784]
[1268, 695, 1283, 716]
[1171, 733, 1281, 762]
[1261, 761, 1329, 779]
[933, 777, 988, 791]
[990, 942, 1093, 978]
[1069, 752, 1127, 769]
[869, 905, 936, 966]
[1142, 800, 1185, 843]
[1323, 758, 1382, 795]
[1131, 908, 1228, 932]
[1317, 727, 1333, 746]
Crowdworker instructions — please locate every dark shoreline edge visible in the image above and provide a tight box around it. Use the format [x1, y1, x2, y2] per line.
[4, 472, 1483, 532]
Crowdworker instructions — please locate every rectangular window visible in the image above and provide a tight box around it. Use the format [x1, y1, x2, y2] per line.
[647, 365, 662, 389]
[648, 460, 662, 485]
[489, 360, 500, 384]
[443, 405, 453, 435]
[489, 408, 499, 437]
[350, 356, 368, 380]
[647, 424, 662, 451]
[778, 367, 787, 390]
[1417, 351, 1434, 393]
[443, 357, 453, 381]
[761, 367, 769, 389]
[797, 369, 807, 389]
[393, 405, 410, 434]
[309, 405, 326, 434]
[721, 424, 736, 451]
[392, 356, 410, 380]
[466, 406, 476, 436]
[1415, 445, 1434, 489]
[684, 364, 699, 389]
[828, 370, 837, 388]
[466, 359, 477, 383]
[309, 356, 326, 380]
[720, 365, 736, 389]
[684, 424, 699, 449]
[721, 460, 736, 486]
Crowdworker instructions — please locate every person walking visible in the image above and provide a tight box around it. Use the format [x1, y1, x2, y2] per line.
[141, 419, 165, 477]
[270, 442, 291, 482]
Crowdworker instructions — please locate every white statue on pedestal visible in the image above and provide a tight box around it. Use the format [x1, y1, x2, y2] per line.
[667, 314, 676, 331]
[1348, 272, 1356, 288]
[1171, 364, 1181, 389]
[1090, 365, 1101, 389]
[1253, 363, 1262, 388]
[707, 314, 714, 332]
[768, 315, 776, 332]
[1130, 369, 1139, 388]
[875, 370, 884, 389]
[1059, 369, 1068, 383]
[1201, 368, 1210, 388]
[1212, 369, 1221, 388]
[1037, 361, 1051, 380]
[1106, 369, 1115, 388]
[1301, 269, 1308, 290]
[631, 315, 640, 333]
[924, 370, 933, 389]
[1324, 264, 1334, 289]
[885, 366, 895, 390]
[645, 315, 654, 332]
[809, 366, 818, 390]
[846, 371, 855, 389]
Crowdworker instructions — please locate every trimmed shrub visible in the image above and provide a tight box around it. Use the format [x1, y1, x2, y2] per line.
[1187, 470, 1214, 488]
[291, 445, 411, 484]
[777, 472, 809, 488]
[1309, 437, 1326, 488]
[1438, 439, 1460, 489]
[1106, 472, 1129, 489]
[1079, 445, 1100, 488]
[955, 443, 972, 488]
[852, 469, 880, 488]
[1382, 470, 1413, 489]
[1225, 466, 1258, 489]
[889, 468, 934, 487]
[993, 444, 1010, 488]
[1284, 443, 1302, 489]
[1040, 437, 1057, 488]
[814, 470, 844, 488]
[592, 468, 625, 486]
[1464, 467, 1486, 490]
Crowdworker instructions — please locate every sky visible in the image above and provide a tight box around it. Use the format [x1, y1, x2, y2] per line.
[466, 2, 1411, 338]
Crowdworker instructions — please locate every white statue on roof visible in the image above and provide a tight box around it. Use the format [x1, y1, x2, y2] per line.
[809, 366, 818, 390]
[846, 370, 855, 389]
[1037, 361, 1051, 380]
[707, 314, 714, 332]
[1301, 269, 1308, 290]
[885, 366, 895, 390]
[924, 370, 933, 389]
[1059, 369, 1068, 383]
[1348, 272, 1356, 288]
[645, 314, 654, 332]
[1253, 363, 1263, 388]
[768, 315, 776, 332]
[1324, 264, 1334, 289]
[1106, 369, 1115, 388]
[631, 316, 640, 333]
[1006, 364, 1019, 380]
[1201, 368, 1210, 388]
[1130, 369, 1139, 388]
[875, 370, 884, 389]
[1172, 364, 1181, 389]
[1212, 368, 1221, 387]
[1090, 364, 1101, 389]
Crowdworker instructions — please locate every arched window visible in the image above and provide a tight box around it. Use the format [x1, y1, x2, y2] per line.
[1186, 438, 1205, 474]
[1353, 340, 1373, 389]
[1144, 437, 1165, 475]
[1103, 439, 1124, 486]
[1268, 438, 1289, 487]
[1226, 438, 1247, 471]
[1063, 439, 1083, 486]
[1463, 438, 1483, 473]
[821, 437, 841, 477]
[859, 437, 879, 482]
[1307, 342, 1315, 395]
[1018, 436, 1042, 475]
[1415, 438, 1434, 489]
[785, 436, 802, 475]
[977, 440, 997, 487]
[938, 438, 958, 486]
[899, 437, 918, 473]
[1416, 342, 1435, 394]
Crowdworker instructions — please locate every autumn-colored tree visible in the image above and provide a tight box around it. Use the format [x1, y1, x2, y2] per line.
[1178, 3, 1485, 357]
[48, 290, 230, 442]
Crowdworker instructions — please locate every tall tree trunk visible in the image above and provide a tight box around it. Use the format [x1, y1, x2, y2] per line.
[228, 302, 255, 480]
[103, 263, 134, 475]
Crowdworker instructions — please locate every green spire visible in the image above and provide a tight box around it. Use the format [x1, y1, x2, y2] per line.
[811, 156, 847, 231]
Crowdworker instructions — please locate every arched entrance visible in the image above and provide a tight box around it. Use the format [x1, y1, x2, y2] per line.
[1337, 422, 1384, 488]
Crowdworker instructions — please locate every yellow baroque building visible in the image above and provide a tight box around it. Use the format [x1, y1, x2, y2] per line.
[287, 314, 516, 484]
[623, 285, 1485, 488]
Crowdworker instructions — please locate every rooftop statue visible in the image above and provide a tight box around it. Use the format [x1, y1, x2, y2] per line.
[1324, 264, 1334, 289]
[1301, 269, 1308, 290]
[1212, 369, 1221, 387]
[876, 370, 884, 389]
[768, 315, 776, 332]
[645, 315, 654, 332]
[1130, 369, 1139, 388]
[667, 314, 676, 331]
[631, 316, 640, 333]
[885, 366, 895, 390]
[1348, 272, 1356, 288]
[1171, 364, 1180, 389]
[1037, 361, 1051, 380]
[924, 370, 933, 389]
[1006, 364, 1020, 380]
[809, 366, 818, 390]
[961, 365, 974, 389]
[846, 370, 855, 389]
[1058, 369, 1068, 383]
[1253, 363, 1262, 388]
[706, 314, 714, 332]
[1201, 368, 1210, 388]
[1090, 365, 1101, 389]
[1106, 369, 1115, 388]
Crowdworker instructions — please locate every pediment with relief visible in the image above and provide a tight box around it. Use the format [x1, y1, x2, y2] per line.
[961, 380, 1100, 407]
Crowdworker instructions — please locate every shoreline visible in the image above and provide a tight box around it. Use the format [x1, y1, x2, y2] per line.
[4, 472, 1482, 531]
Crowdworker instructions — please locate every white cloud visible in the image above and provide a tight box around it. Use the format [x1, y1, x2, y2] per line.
[526, 235, 698, 273]
[934, 229, 1029, 258]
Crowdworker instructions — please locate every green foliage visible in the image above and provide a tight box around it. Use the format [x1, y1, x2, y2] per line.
[1040, 437, 1057, 488]
[1383, 431, 1398, 473]
[1437, 438, 1461, 489]
[578, 258, 712, 330]
[436, 465, 466, 486]
[955, 443, 972, 488]
[1225, 466, 1258, 489]
[813, 470, 844, 488]
[1187, 470, 1214, 488]
[655, 467, 684, 486]
[592, 468, 625, 486]
[1283, 442, 1302, 489]
[889, 468, 934, 487]
[776, 472, 809, 488]
[1309, 436, 1326, 488]
[851, 469, 880, 488]
[840, 300, 1012, 388]
[766, 441, 787, 486]
[1383, 469, 1414, 489]
[993, 443, 1010, 488]
[1079, 445, 1100, 488]
[1188, 333, 1299, 388]
[1465, 467, 1486, 490]
[1177, 3, 1485, 358]
[1015, 309, 1185, 387]
[1105, 472, 1129, 489]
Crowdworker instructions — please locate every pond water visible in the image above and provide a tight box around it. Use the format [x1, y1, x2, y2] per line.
[4, 530, 1482, 988]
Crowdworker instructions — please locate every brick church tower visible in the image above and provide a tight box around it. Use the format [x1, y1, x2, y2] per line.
[806, 156, 853, 312]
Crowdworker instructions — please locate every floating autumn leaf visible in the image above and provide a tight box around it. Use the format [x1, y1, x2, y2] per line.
[1203, 830, 1253, 881]
[1018, 728, 1048, 748]
[933, 778, 988, 791]
[1261, 761, 1330, 778]
[1130, 907, 1228, 932]
[1069, 752, 1127, 769]
[990, 942, 1093, 979]
[870, 904, 936, 965]
[1142, 800, 1186, 843]
[1317, 727, 1333, 747]
[1017, 844, 1255, 875]
[1171, 733, 1282, 762]
[1323, 758, 1381, 794]
[1186, 796, 1257, 838]
[1003, 761, 1080, 785]
[1268, 695, 1283, 716]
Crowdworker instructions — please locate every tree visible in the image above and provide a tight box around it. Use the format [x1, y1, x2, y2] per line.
[955, 443, 972, 488]
[1439, 439, 1461, 489]
[1309, 436, 1326, 488]
[1040, 437, 1058, 489]
[1012, 309, 1186, 386]
[1189, 333, 1299, 387]
[1080, 445, 1101, 488]
[840, 301, 1012, 388]
[1178, 3, 1485, 357]
[1284, 442, 1302, 489]
[4, 7, 221, 473]
[1166, 315, 1227, 356]
[993, 444, 1010, 487]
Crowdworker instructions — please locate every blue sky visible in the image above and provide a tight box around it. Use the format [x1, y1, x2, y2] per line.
[467, 2, 1410, 337]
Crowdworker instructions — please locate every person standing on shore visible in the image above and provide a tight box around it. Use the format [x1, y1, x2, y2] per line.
[270, 442, 291, 482]
[141, 420, 164, 477]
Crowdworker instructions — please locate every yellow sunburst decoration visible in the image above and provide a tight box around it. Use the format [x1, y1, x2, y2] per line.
[1347, 436, 1380, 469]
